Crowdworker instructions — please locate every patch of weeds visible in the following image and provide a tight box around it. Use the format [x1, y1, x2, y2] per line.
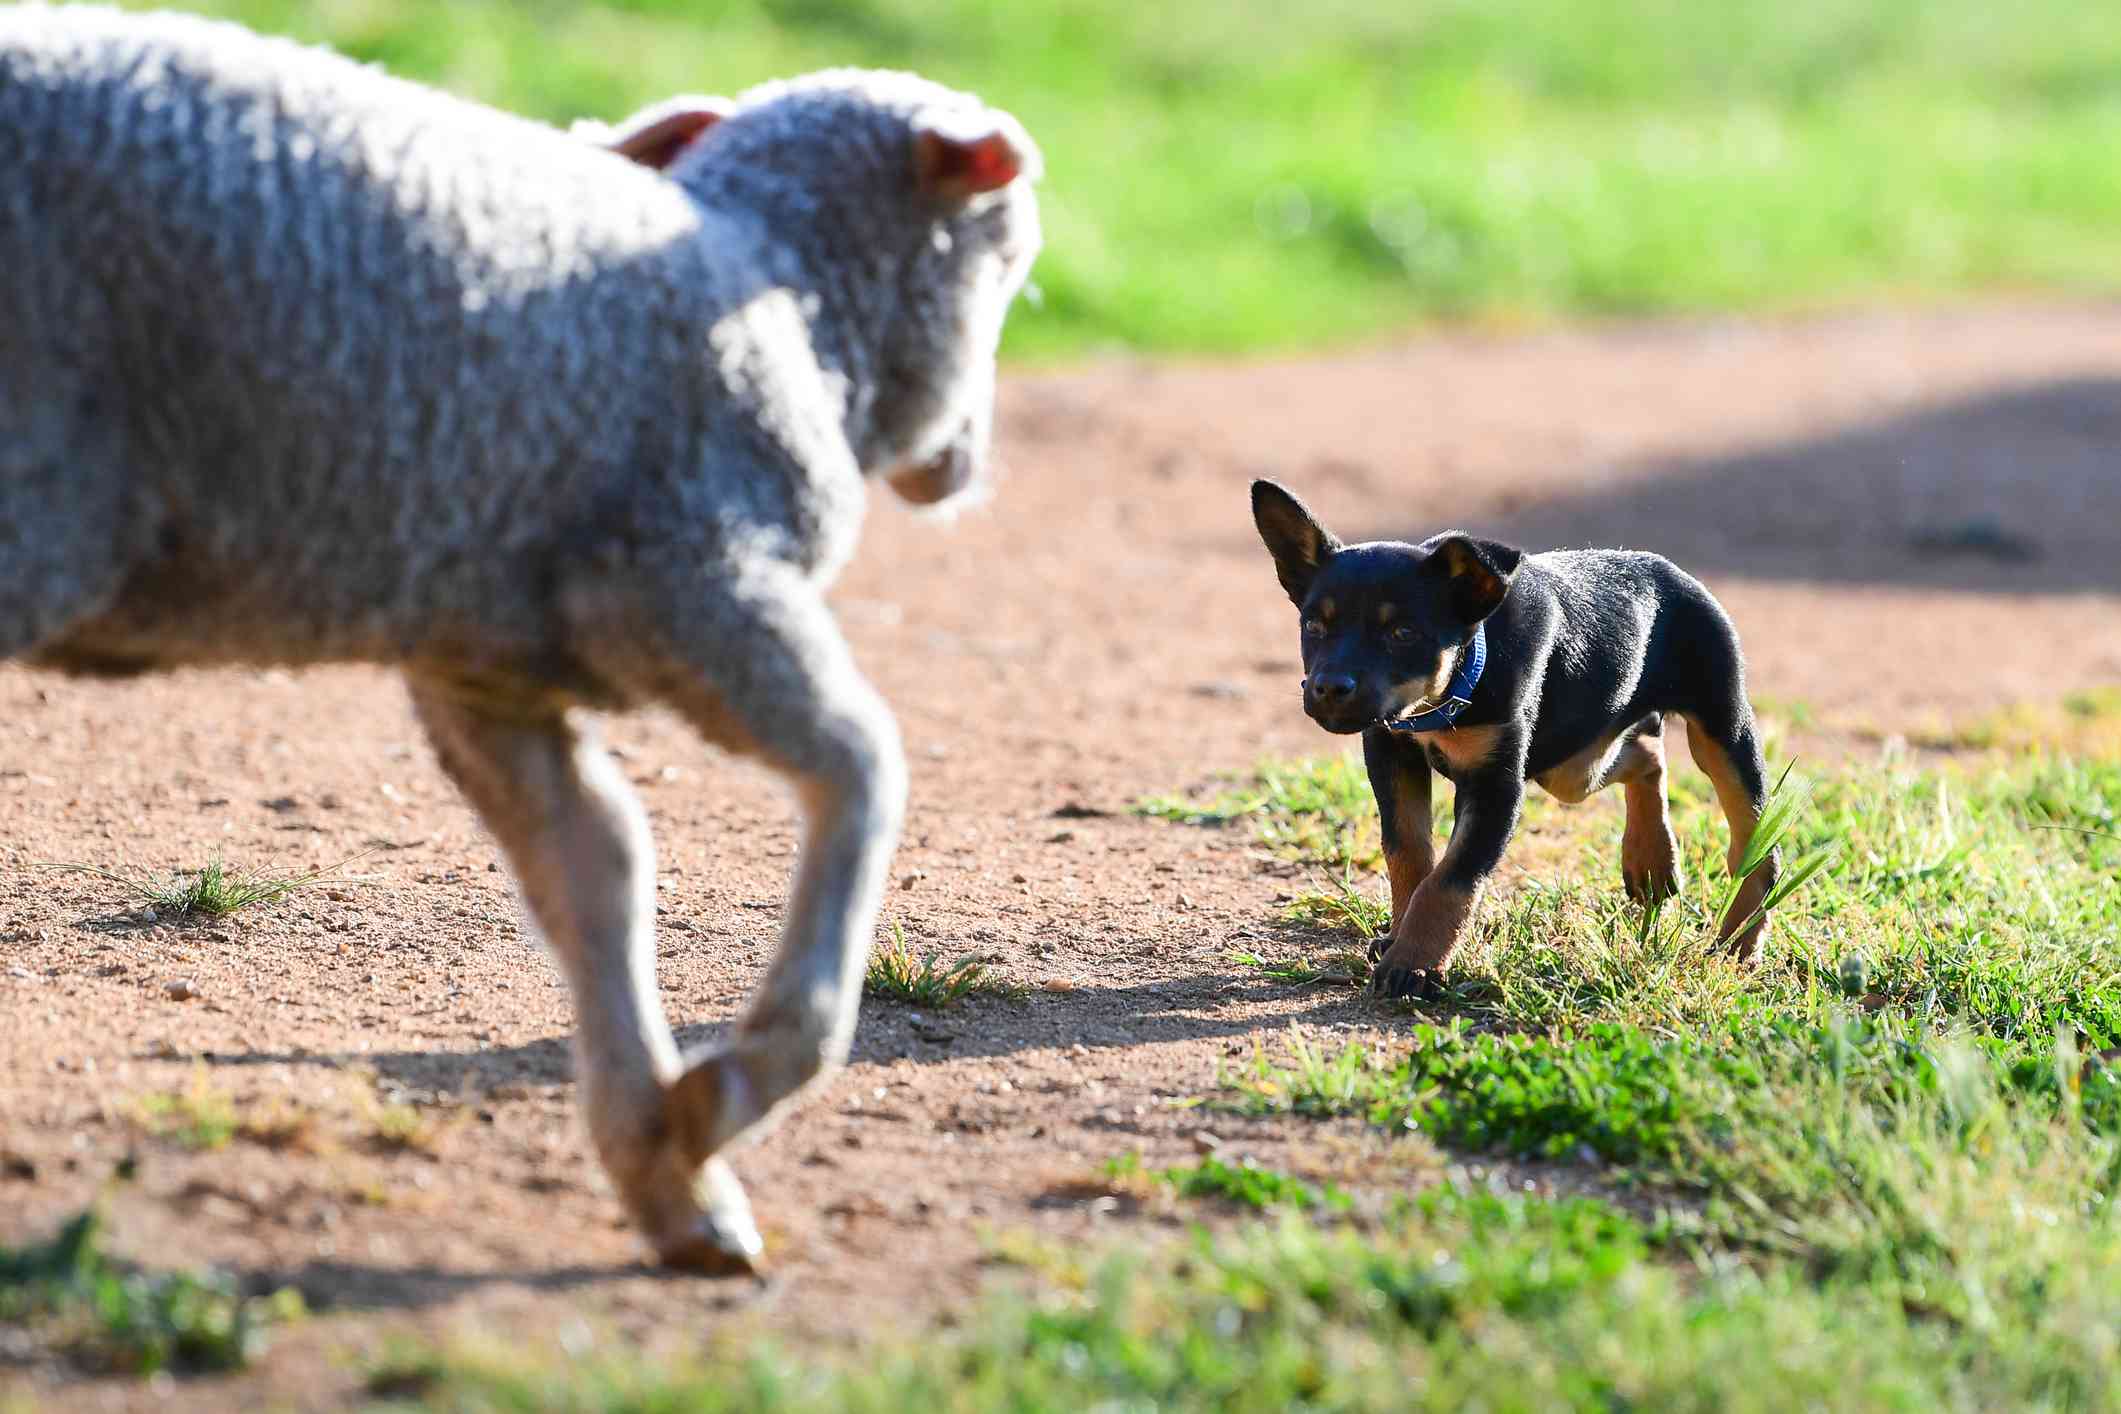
[134, 1076, 328, 1155]
[1102, 1151, 1351, 1211]
[0, 1201, 303, 1375]
[1225, 1022, 1757, 1168]
[135, 1074, 239, 1152]
[1138, 755, 1387, 870]
[1753, 695, 1819, 732]
[1166, 1156, 1352, 1212]
[358, 1096, 459, 1157]
[45, 847, 373, 922]
[864, 924, 1025, 1007]
[1908, 687, 2121, 758]
[375, 1185, 2121, 1411]
[1229, 945, 1370, 989]
[977, 1229, 1090, 1289]
[1223, 1011, 2070, 1177]
[1712, 766, 1839, 945]
[1280, 868, 1392, 944]
[365, 1345, 450, 1403]
[231, 1096, 328, 1154]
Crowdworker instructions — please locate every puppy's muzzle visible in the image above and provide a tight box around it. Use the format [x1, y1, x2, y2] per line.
[1303, 672, 1373, 733]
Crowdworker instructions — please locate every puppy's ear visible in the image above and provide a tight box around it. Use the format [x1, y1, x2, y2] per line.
[1427, 535, 1523, 624]
[575, 95, 733, 171]
[1251, 480, 1342, 605]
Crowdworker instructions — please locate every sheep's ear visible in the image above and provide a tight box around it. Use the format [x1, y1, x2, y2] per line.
[576, 95, 732, 171]
[1252, 479, 1342, 606]
[913, 112, 1032, 201]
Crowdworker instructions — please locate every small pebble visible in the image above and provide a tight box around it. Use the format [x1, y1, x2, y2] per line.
[164, 978, 198, 1001]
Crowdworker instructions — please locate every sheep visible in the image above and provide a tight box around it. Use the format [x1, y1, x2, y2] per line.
[0, 5, 1042, 1272]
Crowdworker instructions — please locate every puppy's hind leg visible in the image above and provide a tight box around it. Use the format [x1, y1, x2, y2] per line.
[577, 565, 907, 1265]
[407, 681, 763, 1270]
[1682, 706, 1777, 963]
[1609, 714, 1681, 906]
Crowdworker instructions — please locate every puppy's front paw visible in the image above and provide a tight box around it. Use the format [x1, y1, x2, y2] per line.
[1370, 965, 1444, 1002]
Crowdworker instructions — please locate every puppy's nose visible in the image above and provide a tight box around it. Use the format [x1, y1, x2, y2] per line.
[1308, 673, 1357, 706]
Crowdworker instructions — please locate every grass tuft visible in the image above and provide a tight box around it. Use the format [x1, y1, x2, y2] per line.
[1139, 755, 1389, 870]
[44, 848, 372, 922]
[134, 1075, 240, 1152]
[135, 1075, 330, 1155]
[1168, 1156, 1353, 1212]
[864, 924, 1025, 1007]
[0, 1199, 303, 1376]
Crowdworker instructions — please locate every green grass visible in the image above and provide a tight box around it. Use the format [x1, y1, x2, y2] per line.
[1139, 753, 1389, 871]
[133, 1074, 330, 1154]
[117, 0, 2121, 358]
[863, 924, 1024, 1007]
[368, 1176, 2121, 1409]
[134, 1076, 241, 1152]
[45, 849, 367, 922]
[1229, 940, 1373, 988]
[0, 1201, 303, 1376]
[374, 743, 2121, 1410]
[1105, 1151, 1355, 1212]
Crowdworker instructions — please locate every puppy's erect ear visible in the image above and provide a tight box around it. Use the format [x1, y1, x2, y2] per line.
[1251, 480, 1343, 606]
[1427, 535, 1523, 624]
[575, 95, 733, 171]
[913, 111, 1034, 202]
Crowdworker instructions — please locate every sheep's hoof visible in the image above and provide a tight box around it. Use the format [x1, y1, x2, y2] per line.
[653, 1158, 764, 1277]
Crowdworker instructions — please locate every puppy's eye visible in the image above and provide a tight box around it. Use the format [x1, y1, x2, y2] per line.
[1387, 623, 1422, 646]
[1302, 618, 1327, 639]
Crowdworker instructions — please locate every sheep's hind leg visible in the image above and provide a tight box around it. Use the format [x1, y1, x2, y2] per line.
[408, 679, 764, 1272]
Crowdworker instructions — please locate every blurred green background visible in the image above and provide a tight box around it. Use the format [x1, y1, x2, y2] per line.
[123, 0, 2121, 358]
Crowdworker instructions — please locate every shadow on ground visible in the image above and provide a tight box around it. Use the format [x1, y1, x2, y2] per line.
[1351, 378, 2121, 595]
[204, 961, 1381, 1103]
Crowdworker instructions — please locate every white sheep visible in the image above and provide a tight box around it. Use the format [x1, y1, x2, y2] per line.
[0, 5, 1042, 1272]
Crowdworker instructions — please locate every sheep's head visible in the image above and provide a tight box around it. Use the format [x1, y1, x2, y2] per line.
[583, 73, 1043, 511]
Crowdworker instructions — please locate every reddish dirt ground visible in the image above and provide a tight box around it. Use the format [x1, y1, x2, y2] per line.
[4, 303, 2120, 1410]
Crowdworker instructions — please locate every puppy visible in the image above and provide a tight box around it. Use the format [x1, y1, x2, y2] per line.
[1251, 480, 1779, 999]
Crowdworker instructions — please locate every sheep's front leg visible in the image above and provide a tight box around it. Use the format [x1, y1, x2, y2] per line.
[570, 565, 907, 1268]
[406, 681, 759, 1268]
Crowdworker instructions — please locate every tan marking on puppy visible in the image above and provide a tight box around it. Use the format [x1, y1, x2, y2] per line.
[1532, 728, 1628, 804]
[1378, 641, 1459, 723]
[1375, 602, 1397, 625]
[1409, 721, 1508, 776]
[1379, 875, 1481, 974]
[1685, 722, 1774, 961]
[1383, 790, 1436, 929]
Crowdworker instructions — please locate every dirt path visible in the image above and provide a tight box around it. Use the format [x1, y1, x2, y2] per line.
[4, 303, 2119, 1409]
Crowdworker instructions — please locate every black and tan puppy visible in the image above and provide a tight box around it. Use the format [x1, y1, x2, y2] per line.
[1251, 479, 1779, 1000]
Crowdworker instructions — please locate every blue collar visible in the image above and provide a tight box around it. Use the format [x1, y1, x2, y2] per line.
[1380, 624, 1486, 735]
